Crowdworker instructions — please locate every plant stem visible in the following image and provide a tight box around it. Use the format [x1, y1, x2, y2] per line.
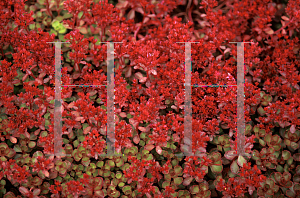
[45, 0, 53, 21]
[274, 17, 294, 35]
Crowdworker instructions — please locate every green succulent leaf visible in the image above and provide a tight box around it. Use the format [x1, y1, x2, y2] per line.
[63, 12, 73, 19]
[276, 165, 284, 173]
[107, 160, 115, 167]
[287, 157, 293, 166]
[190, 185, 200, 194]
[254, 125, 259, 133]
[230, 160, 239, 174]
[259, 138, 266, 146]
[200, 181, 209, 191]
[174, 165, 182, 175]
[290, 141, 299, 150]
[28, 141, 36, 148]
[282, 172, 291, 182]
[264, 134, 272, 144]
[211, 152, 221, 162]
[245, 124, 252, 133]
[116, 172, 122, 179]
[284, 139, 291, 146]
[282, 150, 291, 161]
[74, 152, 81, 162]
[294, 183, 300, 191]
[122, 185, 132, 195]
[257, 106, 266, 116]
[97, 161, 104, 168]
[174, 177, 183, 185]
[14, 145, 22, 153]
[211, 165, 223, 174]
[217, 136, 224, 143]
[164, 173, 172, 181]
[286, 190, 296, 197]
[237, 155, 247, 167]
[273, 144, 281, 151]
[266, 178, 275, 188]
[259, 129, 266, 136]
[103, 170, 110, 177]
[115, 158, 124, 167]
[161, 181, 170, 188]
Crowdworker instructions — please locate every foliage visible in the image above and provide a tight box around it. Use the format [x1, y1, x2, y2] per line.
[0, 0, 300, 197]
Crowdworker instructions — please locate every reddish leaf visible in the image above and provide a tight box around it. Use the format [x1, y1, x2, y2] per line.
[183, 177, 193, 186]
[133, 135, 140, 144]
[248, 185, 255, 195]
[156, 146, 162, 154]
[138, 127, 146, 132]
[43, 170, 49, 177]
[290, 125, 296, 133]
[19, 187, 29, 196]
[224, 150, 237, 160]
[144, 144, 155, 151]
[128, 9, 135, 19]
[9, 136, 17, 143]
[83, 126, 91, 134]
[33, 188, 41, 196]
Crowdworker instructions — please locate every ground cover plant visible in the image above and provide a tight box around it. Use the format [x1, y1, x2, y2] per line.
[0, 0, 300, 197]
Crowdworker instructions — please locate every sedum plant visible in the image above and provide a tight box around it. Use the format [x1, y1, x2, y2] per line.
[1, 0, 300, 197]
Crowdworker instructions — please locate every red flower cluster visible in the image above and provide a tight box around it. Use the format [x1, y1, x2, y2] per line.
[1, 159, 31, 184]
[1, 0, 300, 197]
[216, 162, 267, 197]
[30, 156, 53, 176]
[82, 129, 106, 157]
[49, 180, 62, 195]
[124, 156, 173, 196]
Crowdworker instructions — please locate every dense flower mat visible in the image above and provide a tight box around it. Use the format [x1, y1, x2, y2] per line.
[0, 0, 300, 197]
